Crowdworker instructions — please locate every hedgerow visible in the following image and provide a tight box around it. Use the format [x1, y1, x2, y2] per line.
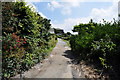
[70, 19, 120, 78]
[2, 2, 57, 78]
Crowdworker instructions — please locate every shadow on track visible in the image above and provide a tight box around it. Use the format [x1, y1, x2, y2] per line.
[63, 50, 80, 65]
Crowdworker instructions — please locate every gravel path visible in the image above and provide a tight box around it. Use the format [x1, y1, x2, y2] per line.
[13, 38, 85, 79]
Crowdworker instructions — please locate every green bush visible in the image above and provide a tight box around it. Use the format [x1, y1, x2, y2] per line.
[2, 2, 57, 78]
[70, 19, 120, 71]
[91, 35, 116, 68]
[2, 33, 26, 78]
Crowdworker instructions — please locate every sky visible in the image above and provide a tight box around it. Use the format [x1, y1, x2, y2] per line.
[25, 0, 119, 33]
[118, 1, 120, 20]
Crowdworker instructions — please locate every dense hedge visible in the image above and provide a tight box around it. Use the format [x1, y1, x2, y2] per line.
[2, 2, 57, 78]
[70, 19, 120, 77]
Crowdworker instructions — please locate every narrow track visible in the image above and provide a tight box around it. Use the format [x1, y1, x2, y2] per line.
[14, 39, 84, 79]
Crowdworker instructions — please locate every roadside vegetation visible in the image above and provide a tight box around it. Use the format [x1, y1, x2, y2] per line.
[70, 19, 120, 79]
[2, 1, 120, 79]
[2, 2, 57, 78]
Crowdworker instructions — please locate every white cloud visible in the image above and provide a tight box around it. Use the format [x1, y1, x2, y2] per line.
[47, 1, 62, 11]
[90, 2, 118, 22]
[50, 1, 62, 8]
[47, 0, 81, 15]
[52, 2, 118, 33]
[62, 0, 81, 7]
[52, 17, 91, 33]
[24, 1, 118, 33]
[61, 7, 71, 15]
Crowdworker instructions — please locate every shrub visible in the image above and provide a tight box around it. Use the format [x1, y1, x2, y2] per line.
[91, 35, 116, 68]
[2, 2, 57, 78]
[70, 19, 120, 73]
